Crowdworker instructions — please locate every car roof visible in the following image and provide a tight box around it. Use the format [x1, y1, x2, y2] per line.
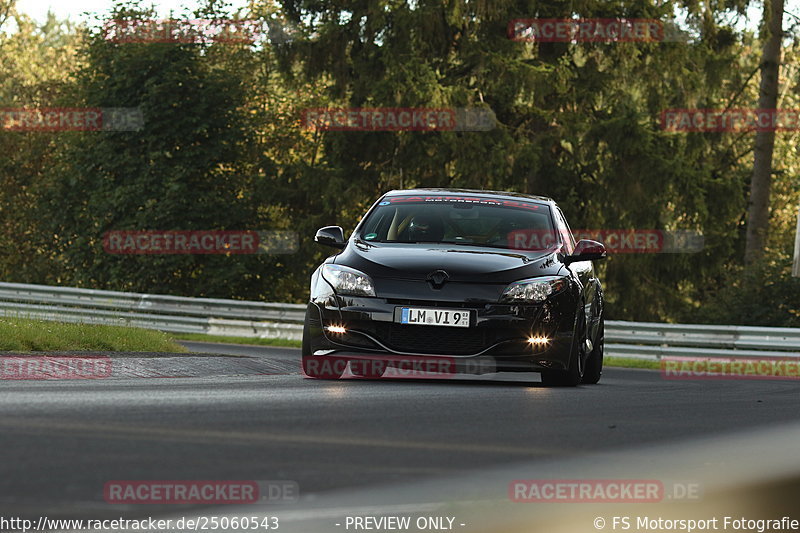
[382, 188, 554, 204]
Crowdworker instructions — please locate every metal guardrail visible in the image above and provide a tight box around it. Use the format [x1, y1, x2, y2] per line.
[0, 282, 305, 340]
[605, 321, 800, 360]
[0, 281, 799, 359]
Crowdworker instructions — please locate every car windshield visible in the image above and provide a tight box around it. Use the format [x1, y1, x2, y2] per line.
[358, 196, 558, 251]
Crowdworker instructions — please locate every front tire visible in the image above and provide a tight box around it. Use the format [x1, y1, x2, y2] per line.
[581, 317, 604, 384]
[540, 354, 583, 386]
[541, 308, 585, 387]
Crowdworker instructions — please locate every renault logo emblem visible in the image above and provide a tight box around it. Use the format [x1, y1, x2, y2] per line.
[426, 270, 449, 289]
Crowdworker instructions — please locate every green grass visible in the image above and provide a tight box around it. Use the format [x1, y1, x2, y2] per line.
[173, 333, 302, 348]
[0, 317, 187, 352]
[0, 318, 661, 368]
[605, 356, 660, 370]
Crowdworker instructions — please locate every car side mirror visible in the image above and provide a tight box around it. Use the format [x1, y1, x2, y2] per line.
[563, 239, 606, 265]
[314, 226, 346, 249]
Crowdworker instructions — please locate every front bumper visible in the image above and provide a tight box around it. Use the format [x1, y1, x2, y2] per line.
[304, 289, 579, 372]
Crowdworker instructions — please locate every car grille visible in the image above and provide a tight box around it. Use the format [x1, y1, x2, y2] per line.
[382, 323, 488, 355]
[340, 321, 523, 356]
[333, 305, 543, 356]
[385, 299, 475, 308]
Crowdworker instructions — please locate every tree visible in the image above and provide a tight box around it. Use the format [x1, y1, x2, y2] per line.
[745, 0, 785, 265]
[0, 0, 13, 31]
[38, 4, 272, 297]
[0, 8, 82, 284]
[274, 0, 752, 320]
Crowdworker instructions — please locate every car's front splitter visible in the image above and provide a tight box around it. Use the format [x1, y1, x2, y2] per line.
[304, 291, 579, 372]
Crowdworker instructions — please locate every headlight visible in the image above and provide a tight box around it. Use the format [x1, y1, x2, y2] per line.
[501, 276, 568, 303]
[321, 264, 376, 297]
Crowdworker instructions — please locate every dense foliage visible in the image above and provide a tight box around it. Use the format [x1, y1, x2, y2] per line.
[0, 0, 798, 325]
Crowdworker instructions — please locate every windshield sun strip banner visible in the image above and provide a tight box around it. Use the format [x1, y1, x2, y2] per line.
[381, 196, 543, 211]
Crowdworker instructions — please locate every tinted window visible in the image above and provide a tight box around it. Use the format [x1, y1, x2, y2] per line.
[358, 196, 556, 251]
[554, 207, 576, 254]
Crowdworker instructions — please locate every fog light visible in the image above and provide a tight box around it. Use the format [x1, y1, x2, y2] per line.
[528, 335, 550, 346]
[325, 325, 347, 334]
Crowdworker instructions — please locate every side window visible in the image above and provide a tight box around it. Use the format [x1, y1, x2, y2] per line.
[554, 208, 575, 254]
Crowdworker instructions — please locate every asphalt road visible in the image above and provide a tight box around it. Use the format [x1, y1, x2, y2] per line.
[1, 343, 799, 523]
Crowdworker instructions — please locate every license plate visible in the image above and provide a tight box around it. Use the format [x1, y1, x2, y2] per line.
[399, 307, 470, 328]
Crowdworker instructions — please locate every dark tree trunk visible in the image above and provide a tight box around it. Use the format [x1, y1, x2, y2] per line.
[745, 0, 784, 265]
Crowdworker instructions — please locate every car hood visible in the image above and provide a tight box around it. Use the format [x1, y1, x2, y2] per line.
[335, 242, 565, 284]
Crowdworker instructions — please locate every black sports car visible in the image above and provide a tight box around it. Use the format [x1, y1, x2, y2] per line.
[301, 188, 606, 386]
